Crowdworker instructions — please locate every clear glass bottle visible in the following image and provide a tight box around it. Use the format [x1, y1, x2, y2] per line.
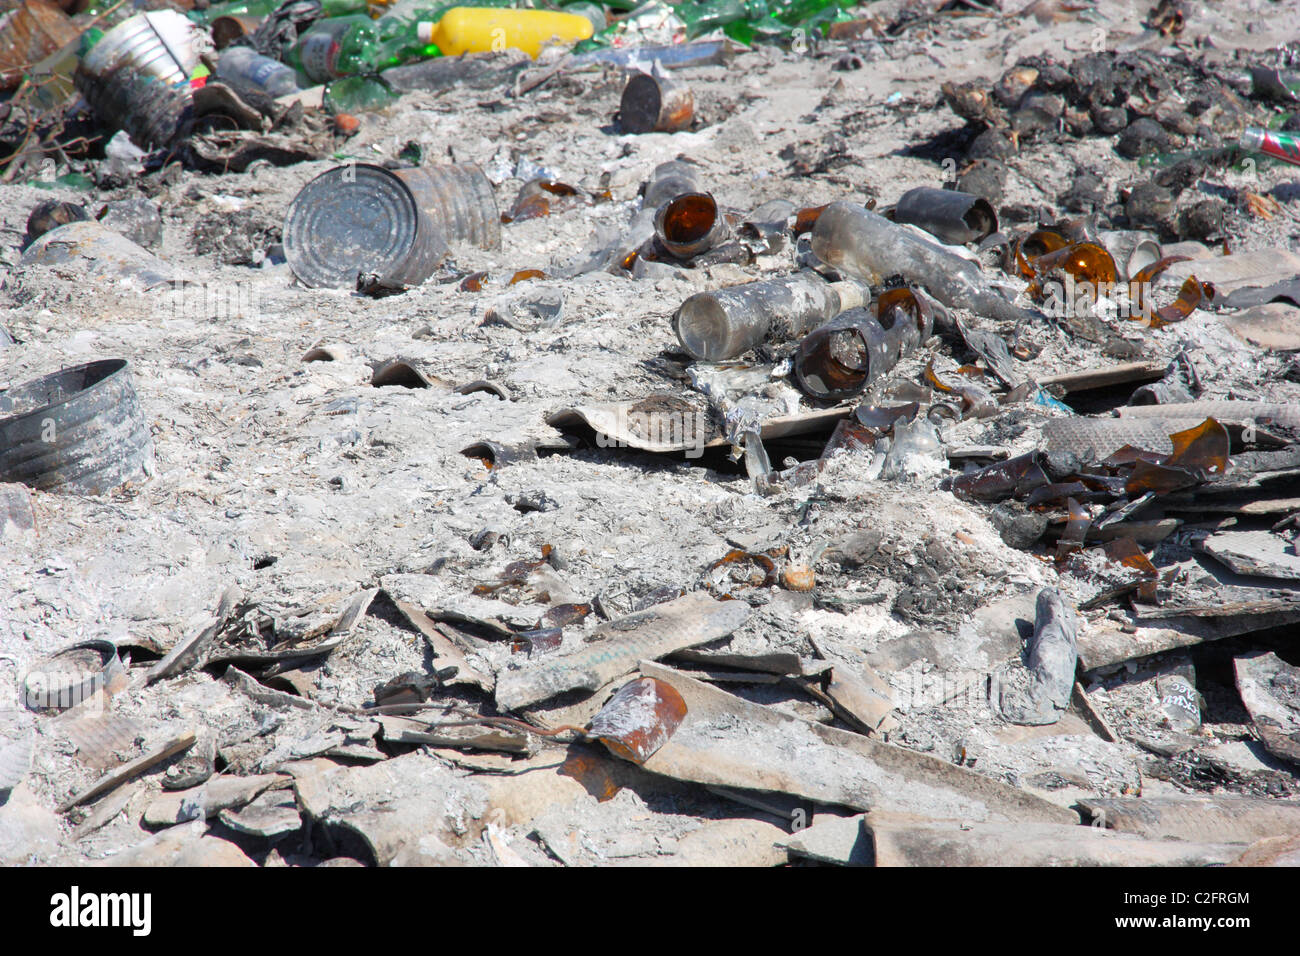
[811, 202, 1034, 324]
[674, 271, 868, 361]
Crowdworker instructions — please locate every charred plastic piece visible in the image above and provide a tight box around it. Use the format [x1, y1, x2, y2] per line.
[620, 71, 694, 133]
[793, 287, 934, 401]
[0, 359, 154, 495]
[811, 201, 1034, 325]
[997, 588, 1079, 726]
[654, 192, 730, 260]
[392, 164, 501, 251]
[892, 187, 997, 245]
[74, 10, 204, 150]
[283, 163, 447, 290]
[673, 271, 869, 361]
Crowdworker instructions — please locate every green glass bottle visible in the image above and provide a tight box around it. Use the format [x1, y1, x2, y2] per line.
[321, 0, 394, 17]
[282, 6, 454, 83]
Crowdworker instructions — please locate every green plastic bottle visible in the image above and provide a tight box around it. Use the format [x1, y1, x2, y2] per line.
[672, 0, 769, 39]
[285, 15, 371, 83]
[191, 0, 391, 24]
[768, 0, 841, 24]
[287, 2, 547, 81]
[324, 75, 400, 113]
[561, 1, 608, 34]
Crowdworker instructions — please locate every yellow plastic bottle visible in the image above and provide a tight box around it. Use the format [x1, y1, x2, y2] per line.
[418, 7, 594, 59]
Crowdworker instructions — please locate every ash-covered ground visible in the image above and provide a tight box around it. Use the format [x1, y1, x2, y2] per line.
[3, 0, 1300, 867]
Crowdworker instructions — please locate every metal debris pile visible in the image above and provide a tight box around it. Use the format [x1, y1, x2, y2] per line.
[3, 0, 1300, 868]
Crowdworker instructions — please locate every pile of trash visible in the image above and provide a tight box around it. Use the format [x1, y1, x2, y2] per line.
[2, 0, 1300, 868]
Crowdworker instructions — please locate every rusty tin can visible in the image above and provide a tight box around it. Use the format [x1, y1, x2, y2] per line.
[620, 71, 694, 134]
[284, 163, 448, 290]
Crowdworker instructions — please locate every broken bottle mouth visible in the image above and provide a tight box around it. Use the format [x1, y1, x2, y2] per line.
[654, 192, 729, 259]
[793, 287, 933, 401]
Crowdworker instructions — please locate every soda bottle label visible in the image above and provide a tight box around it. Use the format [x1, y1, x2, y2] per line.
[299, 32, 343, 82]
[249, 58, 284, 86]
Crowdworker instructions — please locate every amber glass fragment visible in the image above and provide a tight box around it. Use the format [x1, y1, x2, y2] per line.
[588, 677, 688, 764]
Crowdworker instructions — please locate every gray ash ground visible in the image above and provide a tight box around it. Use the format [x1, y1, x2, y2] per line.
[3, 0, 1300, 865]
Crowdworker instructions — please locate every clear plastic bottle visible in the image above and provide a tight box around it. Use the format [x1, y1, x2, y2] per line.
[217, 45, 301, 99]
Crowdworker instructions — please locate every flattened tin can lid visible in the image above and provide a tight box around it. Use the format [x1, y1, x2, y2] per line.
[284, 163, 441, 290]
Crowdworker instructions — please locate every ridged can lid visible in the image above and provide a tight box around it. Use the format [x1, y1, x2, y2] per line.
[283, 163, 445, 290]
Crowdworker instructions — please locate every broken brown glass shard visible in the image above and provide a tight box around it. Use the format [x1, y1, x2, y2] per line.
[1025, 241, 1118, 300]
[544, 603, 591, 628]
[923, 360, 996, 418]
[705, 548, 780, 592]
[1014, 228, 1069, 277]
[1103, 537, 1159, 602]
[587, 676, 688, 764]
[792, 204, 829, 236]
[1129, 254, 1190, 314]
[459, 271, 488, 292]
[1165, 417, 1229, 476]
[949, 452, 1049, 502]
[1143, 275, 1214, 328]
